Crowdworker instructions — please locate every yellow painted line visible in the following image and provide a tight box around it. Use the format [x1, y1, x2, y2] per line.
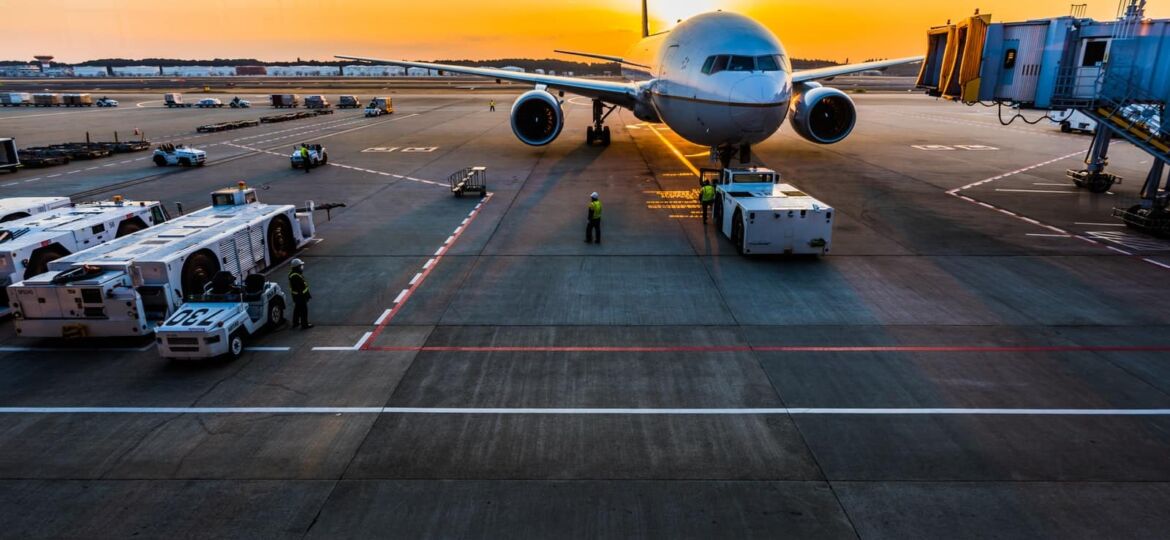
[647, 125, 700, 177]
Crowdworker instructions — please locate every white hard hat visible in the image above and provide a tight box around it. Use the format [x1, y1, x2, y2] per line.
[590, 192, 599, 199]
[291, 258, 304, 267]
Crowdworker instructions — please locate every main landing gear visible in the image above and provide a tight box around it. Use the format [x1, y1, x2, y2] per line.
[586, 99, 615, 146]
[713, 143, 752, 169]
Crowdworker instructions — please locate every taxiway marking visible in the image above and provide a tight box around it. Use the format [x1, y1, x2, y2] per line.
[2, 406, 1169, 416]
[362, 344, 1170, 353]
[648, 125, 701, 177]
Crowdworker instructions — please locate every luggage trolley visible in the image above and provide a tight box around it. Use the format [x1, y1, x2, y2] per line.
[449, 166, 488, 198]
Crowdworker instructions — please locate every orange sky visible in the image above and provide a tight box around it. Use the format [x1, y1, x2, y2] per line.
[8, 0, 1169, 64]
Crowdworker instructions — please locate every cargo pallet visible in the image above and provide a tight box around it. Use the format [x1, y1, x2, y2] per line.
[196, 120, 261, 133]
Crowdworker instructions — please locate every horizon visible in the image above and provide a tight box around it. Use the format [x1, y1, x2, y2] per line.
[9, 1, 1168, 64]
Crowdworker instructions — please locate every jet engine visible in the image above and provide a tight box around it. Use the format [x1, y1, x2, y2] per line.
[788, 83, 856, 144]
[510, 90, 564, 146]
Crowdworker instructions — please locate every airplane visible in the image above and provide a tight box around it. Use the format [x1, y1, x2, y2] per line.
[338, 1, 922, 167]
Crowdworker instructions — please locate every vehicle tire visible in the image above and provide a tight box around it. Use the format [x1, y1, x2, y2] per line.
[268, 298, 285, 327]
[115, 217, 148, 237]
[732, 209, 745, 255]
[153, 155, 167, 167]
[179, 158, 191, 167]
[321, 153, 328, 165]
[266, 215, 296, 265]
[180, 249, 220, 298]
[24, 246, 68, 279]
[1, 211, 31, 223]
[602, 126, 611, 146]
[586, 126, 595, 145]
[713, 194, 724, 230]
[1060, 122, 1072, 133]
[227, 331, 245, 360]
[196, 160, 205, 167]
[1088, 175, 1114, 194]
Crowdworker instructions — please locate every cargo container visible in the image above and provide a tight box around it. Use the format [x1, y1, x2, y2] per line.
[0, 93, 31, 107]
[337, 95, 361, 108]
[32, 93, 62, 107]
[304, 95, 330, 109]
[164, 93, 193, 108]
[62, 94, 93, 107]
[271, 94, 300, 108]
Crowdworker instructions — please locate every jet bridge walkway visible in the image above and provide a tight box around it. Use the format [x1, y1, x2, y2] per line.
[917, 0, 1170, 237]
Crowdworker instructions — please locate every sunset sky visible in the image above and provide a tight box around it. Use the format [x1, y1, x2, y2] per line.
[8, 0, 1169, 64]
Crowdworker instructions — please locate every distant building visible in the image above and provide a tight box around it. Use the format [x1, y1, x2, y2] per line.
[161, 66, 235, 77]
[72, 66, 109, 77]
[111, 66, 160, 77]
[266, 65, 340, 77]
[235, 65, 267, 76]
[534, 68, 545, 75]
[342, 65, 406, 77]
[407, 67, 443, 76]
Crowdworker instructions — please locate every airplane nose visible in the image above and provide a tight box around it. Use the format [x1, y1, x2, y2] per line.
[729, 76, 786, 134]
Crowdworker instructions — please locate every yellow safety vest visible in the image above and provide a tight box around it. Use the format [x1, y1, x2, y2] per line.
[700, 184, 715, 202]
[589, 200, 602, 220]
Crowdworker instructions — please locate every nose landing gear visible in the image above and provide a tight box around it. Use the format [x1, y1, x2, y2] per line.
[587, 99, 616, 146]
[712, 144, 753, 169]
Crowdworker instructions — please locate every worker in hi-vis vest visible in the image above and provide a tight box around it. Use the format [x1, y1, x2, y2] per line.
[585, 192, 602, 244]
[288, 258, 313, 329]
[299, 145, 311, 174]
[699, 179, 716, 224]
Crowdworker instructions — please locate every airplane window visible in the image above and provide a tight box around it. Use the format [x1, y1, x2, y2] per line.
[756, 55, 780, 71]
[728, 56, 755, 71]
[703, 55, 730, 75]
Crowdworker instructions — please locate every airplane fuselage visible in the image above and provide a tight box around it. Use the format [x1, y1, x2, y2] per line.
[622, 12, 793, 147]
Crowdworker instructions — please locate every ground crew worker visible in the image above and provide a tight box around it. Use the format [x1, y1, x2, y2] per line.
[585, 192, 602, 244]
[489, 99, 496, 112]
[299, 145, 311, 174]
[699, 179, 716, 224]
[288, 258, 313, 329]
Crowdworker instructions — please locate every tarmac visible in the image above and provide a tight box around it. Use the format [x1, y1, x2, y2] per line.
[0, 90, 1169, 538]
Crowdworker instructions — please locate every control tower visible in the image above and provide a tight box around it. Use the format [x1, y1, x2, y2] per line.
[33, 55, 53, 72]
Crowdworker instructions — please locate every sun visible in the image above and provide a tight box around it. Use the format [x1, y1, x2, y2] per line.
[651, 0, 725, 27]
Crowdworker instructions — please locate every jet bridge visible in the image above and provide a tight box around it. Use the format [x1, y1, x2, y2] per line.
[917, 1, 1170, 237]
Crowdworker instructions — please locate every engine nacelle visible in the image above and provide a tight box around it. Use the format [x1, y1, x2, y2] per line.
[510, 90, 564, 146]
[788, 83, 856, 144]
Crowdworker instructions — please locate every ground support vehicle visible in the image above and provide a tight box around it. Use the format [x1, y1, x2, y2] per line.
[32, 94, 62, 107]
[290, 144, 328, 169]
[0, 139, 18, 174]
[448, 166, 487, 198]
[304, 95, 330, 109]
[338, 95, 361, 109]
[271, 94, 300, 108]
[155, 273, 287, 359]
[313, 108, 334, 116]
[62, 94, 94, 107]
[95, 97, 119, 107]
[153, 144, 206, 167]
[0, 93, 32, 107]
[0, 197, 71, 223]
[0, 198, 168, 312]
[164, 93, 193, 108]
[229, 97, 251, 108]
[701, 167, 834, 256]
[196, 98, 224, 108]
[9, 184, 317, 338]
[364, 97, 393, 117]
[95, 140, 151, 153]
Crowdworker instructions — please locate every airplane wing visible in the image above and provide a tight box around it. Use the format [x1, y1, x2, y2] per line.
[792, 56, 923, 83]
[554, 50, 650, 70]
[335, 55, 640, 108]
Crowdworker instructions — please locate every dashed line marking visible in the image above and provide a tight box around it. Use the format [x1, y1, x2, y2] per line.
[375, 309, 392, 325]
[393, 289, 408, 304]
[409, 273, 422, 285]
[423, 258, 435, 269]
[3, 406, 1170, 416]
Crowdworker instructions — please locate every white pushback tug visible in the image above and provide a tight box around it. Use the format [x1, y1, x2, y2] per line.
[702, 167, 833, 255]
[9, 183, 315, 338]
[155, 270, 288, 360]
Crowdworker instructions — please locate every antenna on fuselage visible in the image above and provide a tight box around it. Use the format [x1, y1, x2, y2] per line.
[641, 0, 650, 38]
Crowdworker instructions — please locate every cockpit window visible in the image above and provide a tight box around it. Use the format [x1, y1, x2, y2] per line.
[727, 55, 755, 71]
[756, 55, 780, 71]
[702, 55, 729, 74]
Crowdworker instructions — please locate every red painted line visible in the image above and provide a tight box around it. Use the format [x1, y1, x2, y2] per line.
[363, 345, 1170, 353]
[360, 193, 493, 350]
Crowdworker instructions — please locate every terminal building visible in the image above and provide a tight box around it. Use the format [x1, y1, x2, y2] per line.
[918, 0, 1170, 237]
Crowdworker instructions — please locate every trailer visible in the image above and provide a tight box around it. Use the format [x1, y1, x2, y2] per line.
[0, 138, 19, 174]
[0, 93, 32, 107]
[164, 93, 193, 108]
[271, 94, 300, 108]
[62, 94, 93, 107]
[337, 95, 361, 109]
[701, 167, 834, 256]
[17, 148, 71, 168]
[0, 197, 72, 222]
[9, 184, 317, 338]
[304, 95, 330, 109]
[32, 93, 62, 107]
[0, 198, 168, 313]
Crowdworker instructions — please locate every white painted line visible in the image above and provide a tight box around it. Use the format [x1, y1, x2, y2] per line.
[311, 347, 357, 351]
[375, 308, 393, 325]
[1106, 246, 1134, 255]
[1033, 182, 1075, 186]
[434, 246, 446, 256]
[423, 258, 435, 269]
[1144, 258, 1170, 270]
[453, 226, 463, 235]
[444, 235, 454, 245]
[1026, 233, 1071, 238]
[409, 273, 422, 285]
[461, 218, 470, 225]
[0, 407, 1169, 416]
[46, 173, 61, 178]
[22, 178, 39, 183]
[393, 289, 408, 304]
[245, 347, 291, 352]
[354, 332, 373, 349]
[1, 182, 17, 187]
[1076, 222, 1125, 227]
[994, 189, 1081, 194]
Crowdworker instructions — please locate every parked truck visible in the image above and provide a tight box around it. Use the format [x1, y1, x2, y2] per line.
[701, 167, 834, 256]
[164, 93, 193, 108]
[304, 95, 330, 109]
[155, 272, 287, 359]
[0, 138, 19, 174]
[337, 95, 361, 109]
[271, 94, 300, 108]
[0, 198, 168, 313]
[9, 184, 317, 338]
[364, 97, 393, 117]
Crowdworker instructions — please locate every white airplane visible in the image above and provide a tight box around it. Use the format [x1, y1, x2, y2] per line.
[338, 1, 921, 167]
